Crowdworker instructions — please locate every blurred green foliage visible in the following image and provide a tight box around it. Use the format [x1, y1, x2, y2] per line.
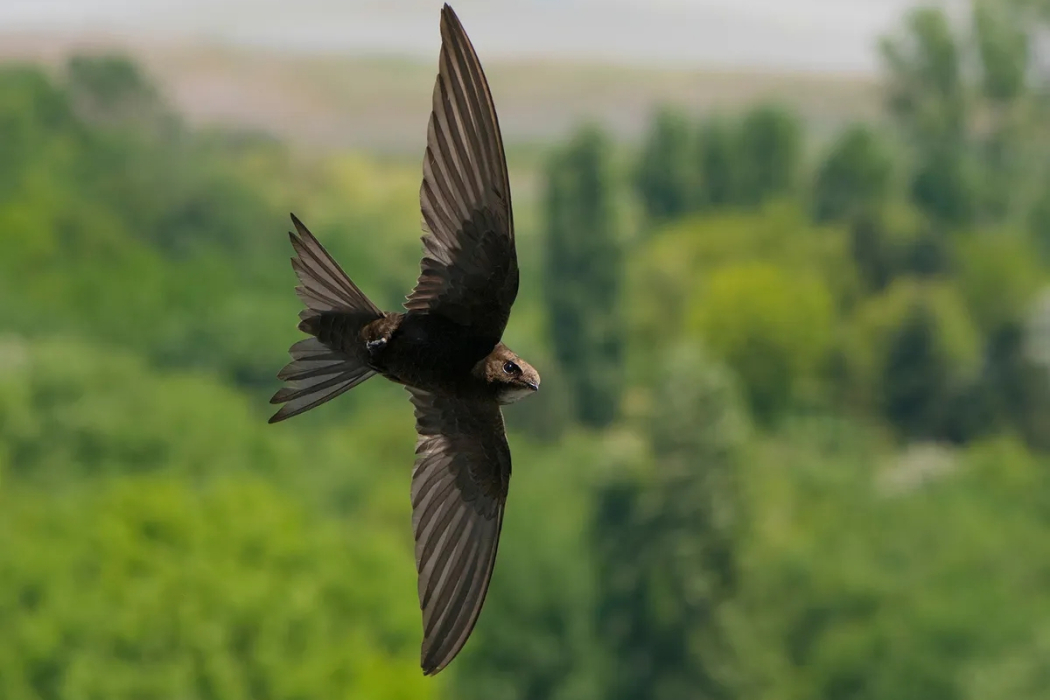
[812, 125, 894, 224]
[543, 126, 625, 428]
[635, 103, 803, 219]
[593, 345, 748, 700]
[3, 1, 1050, 697]
[635, 107, 695, 223]
[0, 475, 432, 700]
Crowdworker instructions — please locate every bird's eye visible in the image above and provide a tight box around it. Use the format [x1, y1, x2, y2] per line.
[503, 361, 520, 375]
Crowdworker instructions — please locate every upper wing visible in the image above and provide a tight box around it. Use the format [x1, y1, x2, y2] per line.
[405, 4, 518, 344]
[407, 386, 511, 675]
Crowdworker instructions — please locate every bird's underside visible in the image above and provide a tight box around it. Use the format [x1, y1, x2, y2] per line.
[268, 3, 536, 677]
[359, 311, 501, 396]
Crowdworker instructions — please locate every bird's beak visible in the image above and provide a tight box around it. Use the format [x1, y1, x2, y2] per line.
[527, 381, 539, 392]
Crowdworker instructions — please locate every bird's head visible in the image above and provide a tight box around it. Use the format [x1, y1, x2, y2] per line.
[481, 344, 540, 404]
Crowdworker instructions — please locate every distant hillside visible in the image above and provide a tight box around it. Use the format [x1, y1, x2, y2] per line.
[0, 32, 883, 152]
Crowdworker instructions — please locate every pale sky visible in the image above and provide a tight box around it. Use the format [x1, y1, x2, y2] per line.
[0, 0, 956, 74]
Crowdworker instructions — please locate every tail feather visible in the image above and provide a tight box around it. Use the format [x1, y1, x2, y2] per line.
[288, 213, 382, 318]
[269, 339, 374, 423]
[269, 214, 383, 423]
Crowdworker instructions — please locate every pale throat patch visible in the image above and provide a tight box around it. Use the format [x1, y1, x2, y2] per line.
[497, 384, 535, 405]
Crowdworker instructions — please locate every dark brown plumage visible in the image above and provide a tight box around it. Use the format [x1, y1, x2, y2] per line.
[268, 3, 539, 676]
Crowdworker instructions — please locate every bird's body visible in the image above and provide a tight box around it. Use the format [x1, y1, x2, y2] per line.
[366, 313, 505, 398]
[268, 3, 539, 677]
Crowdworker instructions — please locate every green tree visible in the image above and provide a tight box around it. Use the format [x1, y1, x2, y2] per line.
[543, 125, 625, 428]
[974, 1, 1029, 106]
[734, 105, 802, 207]
[953, 231, 1044, 335]
[593, 346, 748, 700]
[0, 339, 296, 484]
[965, 624, 1050, 700]
[65, 54, 169, 128]
[736, 428, 1050, 700]
[843, 201, 931, 293]
[973, 1, 1037, 221]
[841, 280, 979, 422]
[689, 262, 835, 420]
[975, 320, 1050, 450]
[0, 67, 76, 200]
[813, 125, 895, 224]
[881, 7, 976, 228]
[883, 301, 954, 439]
[881, 7, 966, 145]
[848, 213, 895, 292]
[635, 107, 695, 223]
[909, 144, 979, 227]
[0, 62, 293, 389]
[696, 116, 740, 209]
[879, 289, 984, 442]
[0, 476, 430, 700]
[1028, 186, 1050, 260]
[881, 3, 1043, 228]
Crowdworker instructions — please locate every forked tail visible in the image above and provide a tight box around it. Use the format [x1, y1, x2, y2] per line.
[268, 214, 384, 423]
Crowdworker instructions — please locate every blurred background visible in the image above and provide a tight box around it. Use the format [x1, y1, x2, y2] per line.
[2, 0, 1049, 698]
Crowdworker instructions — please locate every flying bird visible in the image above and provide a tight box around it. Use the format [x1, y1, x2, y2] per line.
[268, 3, 539, 676]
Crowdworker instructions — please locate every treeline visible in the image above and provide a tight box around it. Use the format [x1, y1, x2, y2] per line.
[542, 0, 1050, 446]
[507, 2, 1050, 699]
[0, 56, 442, 700]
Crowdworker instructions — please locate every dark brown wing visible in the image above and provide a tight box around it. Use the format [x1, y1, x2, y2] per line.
[405, 4, 518, 344]
[407, 386, 511, 676]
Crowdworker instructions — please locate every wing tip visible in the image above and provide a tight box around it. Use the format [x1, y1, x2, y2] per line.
[440, 3, 465, 40]
[418, 620, 476, 676]
[420, 645, 454, 676]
